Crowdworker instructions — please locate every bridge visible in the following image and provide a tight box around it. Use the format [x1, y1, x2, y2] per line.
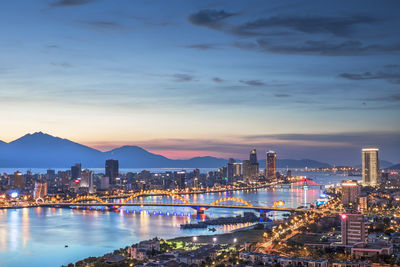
[40, 190, 307, 214]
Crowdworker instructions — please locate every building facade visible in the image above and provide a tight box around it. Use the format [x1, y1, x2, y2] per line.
[266, 151, 277, 178]
[362, 148, 380, 186]
[341, 212, 368, 245]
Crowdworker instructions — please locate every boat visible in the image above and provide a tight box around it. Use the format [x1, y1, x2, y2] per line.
[208, 227, 216, 232]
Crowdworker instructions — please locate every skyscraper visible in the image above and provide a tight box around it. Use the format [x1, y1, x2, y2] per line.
[13, 171, 25, 188]
[71, 163, 82, 180]
[105, 159, 119, 185]
[244, 149, 259, 181]
[227, 158, 235, 180]
[34, 181, 47, 199]
[341, 180, 361, 206]
[266, 151, 277, 178]
[250, 149, 257, 164]
[175, 171, 186, 189]
[362, 148, 380, 186]
[341, 212, 368, 245]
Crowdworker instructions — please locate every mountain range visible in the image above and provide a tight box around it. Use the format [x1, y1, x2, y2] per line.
[0, 132, 396, 169]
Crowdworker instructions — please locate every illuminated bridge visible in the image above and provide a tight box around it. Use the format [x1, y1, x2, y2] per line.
[39, 190, 308, 214]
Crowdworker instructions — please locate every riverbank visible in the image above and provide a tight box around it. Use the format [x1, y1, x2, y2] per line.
[169, 226, 265, 244]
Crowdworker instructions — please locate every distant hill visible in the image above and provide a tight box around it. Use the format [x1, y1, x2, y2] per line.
[258, 159, 331, 169]
[387, 163, 400, 170]
[0, 132, 332, 169]
[354, 160, 394, 169]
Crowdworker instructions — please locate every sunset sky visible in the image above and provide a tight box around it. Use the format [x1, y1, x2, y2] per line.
[1, 0, 399, 164]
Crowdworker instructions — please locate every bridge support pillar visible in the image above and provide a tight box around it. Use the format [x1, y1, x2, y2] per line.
[260, 210, 269, 220]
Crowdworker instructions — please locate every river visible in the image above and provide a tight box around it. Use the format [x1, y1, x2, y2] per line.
[0, 171, 355, 267]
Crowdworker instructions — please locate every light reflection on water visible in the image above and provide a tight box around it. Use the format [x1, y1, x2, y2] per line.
[0, 173, 350, 267]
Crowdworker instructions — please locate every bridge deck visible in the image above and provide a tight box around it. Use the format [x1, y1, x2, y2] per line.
[40, 202, 310, 212]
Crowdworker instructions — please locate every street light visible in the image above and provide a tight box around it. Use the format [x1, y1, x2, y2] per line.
[213, 237, 217, 244]
[193, 236, 198, 242]
[233, 238, 237, 243]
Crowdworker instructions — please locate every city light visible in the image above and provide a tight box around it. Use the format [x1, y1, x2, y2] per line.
[10, 192, 18, 198]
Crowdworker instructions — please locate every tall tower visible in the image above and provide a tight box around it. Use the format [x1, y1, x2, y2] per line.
[250, 149, 257, 164]
[362, 148, 379, 186]
[266, 151, 277, 178]
[105, 159, 119, 185]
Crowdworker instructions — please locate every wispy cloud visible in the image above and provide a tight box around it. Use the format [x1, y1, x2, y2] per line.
[185, 44, 219, 50]
[188, 9, 239, 30]
[239, 80, 265, 86]
[82, 20, 124, 32]
[212, 77, 225, 83]
[51, 0, 96, 7]
[234, 39, 400, 56]
[339, 65, 400, 84]
[173, 73, 195, 82]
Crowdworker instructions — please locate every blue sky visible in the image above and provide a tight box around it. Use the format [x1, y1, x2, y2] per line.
[0, 0, 399, 164]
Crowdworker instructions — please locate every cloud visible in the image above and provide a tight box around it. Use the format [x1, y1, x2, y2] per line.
[188, 9, 238, 30]
[339, 65, 400, 84]
[51, 62, 73, 68]
[212, 77, 225, 83]
[82, 21, 124, 32]
[275, 94, 291, 97]
[51, 0, 96, 7]
[234, 39, 400, 56]
[185, 44, 218, 50]
[365, 94, 400, 102]
[239, 80, 265, 86]
[238, 15, 378, 37]
[173, 73, 195, 82]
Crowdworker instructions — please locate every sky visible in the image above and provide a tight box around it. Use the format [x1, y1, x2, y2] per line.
[0, 0, 399, 165]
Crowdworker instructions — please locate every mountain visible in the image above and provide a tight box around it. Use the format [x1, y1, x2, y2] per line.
[0, 132, 227, 168]
[278, 159, 331, 168]
[387, 163, 400, 170]
[354, 160, 394, 169]
[0, 132, 331, 169]
[0, 132, 103, 167]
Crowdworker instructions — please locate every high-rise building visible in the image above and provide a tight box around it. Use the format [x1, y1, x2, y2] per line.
[362, 148, 380, 186]
[175, 171, 186, 189]
[227, 158, 235, 180]
[13, 171, 25, 188]
[99, 176, 110, 190]
[341, 180, 361, 206]
[266, 151, 277, 178]
[80, 169, 94, 193]
[233, 162, 242, 177]
[250, 149, 257, 164]
[105, 159, 119, 185]
[341, 212, 368, 245]
[71, 163, 82, 180]
[34, 181, 47, 199]
[59, 171, 70, 187]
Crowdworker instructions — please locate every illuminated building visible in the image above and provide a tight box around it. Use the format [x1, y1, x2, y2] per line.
[266, 151, 277, 178]
[13, 171, 25, 188]
[81, 169, 94, 193]
[362, 148, 380, 186]
[175, 171, 186, 189]
[34, 181, 47, 199]
[71, 163, 82, 180]
[99, 176, 110, 190]
[58, 171, 70, 187]
[233, 162, 242, 177]
[359, 196, 368, 213]
[244, 149, 259, 181]
[341, 212, 368, 245]
[227, 158, 235, 180]
[341, 180, 360, 206]
[105, 159, 119, 185]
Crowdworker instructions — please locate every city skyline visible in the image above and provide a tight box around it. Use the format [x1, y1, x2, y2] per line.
[1, 0, 399, 164]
